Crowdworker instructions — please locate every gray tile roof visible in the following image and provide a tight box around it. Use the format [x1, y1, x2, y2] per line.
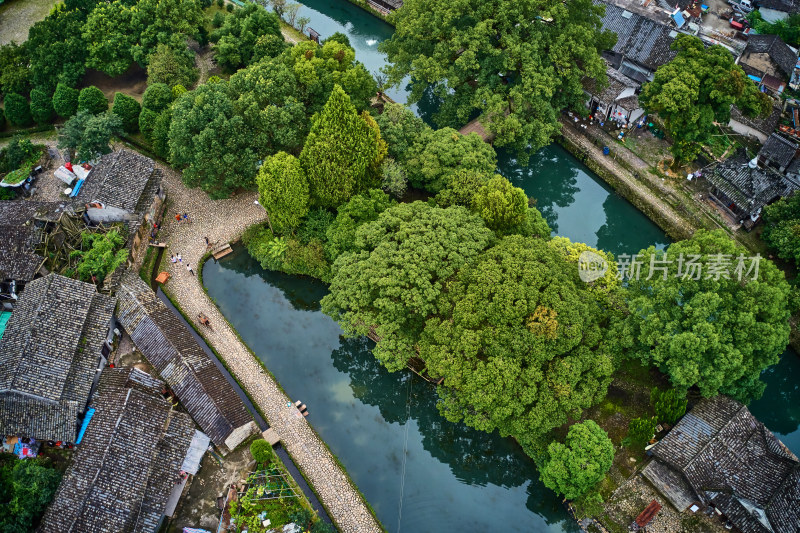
[650, 395, 800, 533]
[595, 0, 678, 72]
[76, 150, 158, 214]
[584, 65, 639, 105]
[707, 151, 799, 216]
[116, 272, 253, 447]
[40, 367, 198, 533]
[730, 101, 782, 136]
[0, 274, 115, 442]
[0, 201, 69, 282]
[759, 133, 798, 168]
[759, 0, 800, 13]
[742, 34, 798, 79]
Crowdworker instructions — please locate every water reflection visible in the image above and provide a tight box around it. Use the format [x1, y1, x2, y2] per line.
[749, 349, 800, 452]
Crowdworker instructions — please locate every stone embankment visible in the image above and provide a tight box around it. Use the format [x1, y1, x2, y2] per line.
[155, 165, 382, 533]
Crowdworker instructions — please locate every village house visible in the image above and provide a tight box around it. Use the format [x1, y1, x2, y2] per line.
[729, 101, 783, 144]
[0, 274, 115, 444]
[706, 150, 800, 228]
[758, 132, 799, 172]
[642, 395, 800, 533]
[0, 201, 70, 299]
[737, 34, 797, 95]
[115, 272, 257, 452]
[40, 367, 209, 533]
[757, 0, 800, 23]
[74, 149, 165, 264]
[584, 65, 645, 126]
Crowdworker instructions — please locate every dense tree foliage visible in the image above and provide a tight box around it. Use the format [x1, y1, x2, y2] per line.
[141, 83, 173, 113]
[53, 83, 80, 118]
[132, 0, 205, 65]
[420, 236, 614, 453]
[29, 88, 55, 124]
[652, 388, 687, 425]
[74, 229, 129, 282]
[640, 35, 772, 161]
[404, 128, 496, 192]
[111, 92, 141, 133]
[0, 458, 62, 532]
[27, 6, 87, 92]
[322, 202, 495, 370]
[77, 86, 108, 114]
[748, 10, 800, 47]
[211, 3, 282, 71]
[0, 43, 30, 97]
[380, 0, 615, 160]
[374, 102, 428, 164]
[763, 192, 800, 265]
[146, 44, 199, 89]
[472, 175, 528, 233]
[379, 158, 407, 199]
[3, 93, 32, 127]
[300, 85, 386, 207]
[623, 416, 656, 448]
[249, 439, 275, 465]
[83, 0, 136, 76]
[256, 152, 310, 232]
[614, 230, 791, 401]
[325, 189, 396, 260]
[58, 110, 123, 162]
[540, 420, 614, 499]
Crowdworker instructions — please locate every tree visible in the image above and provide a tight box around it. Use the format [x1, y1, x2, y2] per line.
[132, 0, 205, 65]
[472, 175, 528, 233]
[614, 229, 791, 402]
[374, 102, 429, 164]
[141, 83, 173, 113]
[404, 128, 496, 193]
[297, 16, 310, 33]
[322, 202, 495, 370]
[299, 85, 385, 207]
[640, 35, 772, 161]
[249, 439, 275, 464]
[652, 388, 687, 425]
[379, 158, 407, 199]
[30, 88, 55, 124]
[211, 3, 283, 71]
[3, 93, 32, 127]
[763, 192, 800, 264]
[0, 43, 30, 96]
[4, 137, 37, 169]
[325, 189, 396, 260]
[0, 458, 62, 532]
[138, 108, 159, 141]
[111, 92, 141, 133]
[540, 420, 614, 499]
[324, 31, 351, 48]
[623, 416, 657, 448]
[83, 0, 137, 76]
[146, 44, 199, 89]
[380, 0, 615, 161]
[256, 152, 310, 232]
[0, 108, 5, 131]
[168, 81, 259, 198]
[748, 10, 800, 47]
[58, 110, 123, 162]
[151, 107, 173, 159]
[27, 6, 87, 92]
[252, 34, 286, 62]
[74, 229, 129, 282]
[419, 235, 614, 454]
[77, 86, 109, 115]
[53, 83, 79, 118]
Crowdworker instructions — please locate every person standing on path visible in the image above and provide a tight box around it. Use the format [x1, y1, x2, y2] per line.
[204, 236, 210, 248]
[175, 213, 181, 222]
[187, 263, 194, 276]
[177, 253, 182, 263]
[170, 254, 177, 263]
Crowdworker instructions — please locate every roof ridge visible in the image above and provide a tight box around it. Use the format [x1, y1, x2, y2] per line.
[683, 401, 750, 472]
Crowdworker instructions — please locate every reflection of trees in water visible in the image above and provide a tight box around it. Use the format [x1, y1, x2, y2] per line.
[330, 337, 540, 490]
[751, 352, 800, 437]
[595, 194, 632, 257]
[412, 83, 444, 127]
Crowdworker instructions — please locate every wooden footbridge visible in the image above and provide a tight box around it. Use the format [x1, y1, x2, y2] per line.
[458, 116, 495, 142]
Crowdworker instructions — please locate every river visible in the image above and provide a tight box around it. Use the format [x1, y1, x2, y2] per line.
[203, 2, 800, 531]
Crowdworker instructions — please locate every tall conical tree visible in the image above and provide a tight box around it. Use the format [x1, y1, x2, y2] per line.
[300, 84, 385, 208]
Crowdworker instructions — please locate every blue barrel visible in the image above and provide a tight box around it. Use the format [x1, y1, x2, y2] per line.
[602, 146, 610, 156]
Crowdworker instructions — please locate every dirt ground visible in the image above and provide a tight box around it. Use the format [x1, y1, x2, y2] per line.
[81, 66, 149, 103]
[0, 0, 58, 45]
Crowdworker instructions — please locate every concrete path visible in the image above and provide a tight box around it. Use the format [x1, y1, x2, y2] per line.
[155, 165, 382, 533]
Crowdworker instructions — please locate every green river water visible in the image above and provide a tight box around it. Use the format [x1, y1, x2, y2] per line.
[203, 2, 800, 530]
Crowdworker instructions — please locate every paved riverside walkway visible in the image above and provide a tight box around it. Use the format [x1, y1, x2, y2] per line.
[154, 165, 382, 533]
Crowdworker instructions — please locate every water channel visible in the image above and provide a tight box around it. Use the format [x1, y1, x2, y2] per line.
[203, 2, 800, 530]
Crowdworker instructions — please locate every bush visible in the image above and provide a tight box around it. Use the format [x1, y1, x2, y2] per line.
[4, 93, 32, 127]
[226, 2, 233, 11]
[623, 416, 657, 449]
[141, 82, 173, 113]
[111, 92, 141, 133]
[297, 208, 334, 244]
[53, 83, 80, 118]
[0, 107, 5, 130]
[652, 388, 687, 426]
[30, 88, 55, 124]
[217, 0, 223, 6]
[250, 439, 274, 464]
[5, 136, 37, 169]
[200, 0, 212, 7]
[212, 11, 225, 27]
[0, 458, 63, 532]
[138, 107, 159, 140]
[146, 44, 199, 89]
[77, 86, 108, 114]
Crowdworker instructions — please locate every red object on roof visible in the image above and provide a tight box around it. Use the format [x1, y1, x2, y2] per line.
[730, 19, 744, 30]
[64, 161, 73, 171]
[636, 500, 662, 527]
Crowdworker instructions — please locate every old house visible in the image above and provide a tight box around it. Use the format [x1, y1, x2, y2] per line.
[40, 367, 208, 533]
[0, 201, 70, 298]
[584, 66, 646, 126]
[0, 274, 115, 443]
[706, 151, 800, 227]
[595, 0, 678, 83]
[642, 395, 800, 533]
[115, 272, 257, 451]
[737, 34, 797, 94]
[758, 132, 799, 172]
[757, 0, 800, 24]
[75, 149, 165, 263]
[729, 102, 783, 144]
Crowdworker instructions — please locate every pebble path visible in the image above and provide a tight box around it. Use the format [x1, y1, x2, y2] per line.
[155, 164, 382, 533]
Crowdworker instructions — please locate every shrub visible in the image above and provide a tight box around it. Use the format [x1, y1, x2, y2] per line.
[5, 136, 37, 169]
[4, 93, 33, 127]
[146, 44, 199, 89]
[652, 388, 688, 426]
[138, 107, 159, 140]
[297, 208, 334, 244]
[53, 83, 80, 118]
[212, 11, 225, 27]
[250, 439, 274, 464]
[111, 92, 141, 133]
[77, 86, 108, 114]
[141, 82, 172, 113]
[623, 416, 657, 449]
[216, 0, 223, 6]
[30, 88, 55, 124]
[226, 2, 233, 11]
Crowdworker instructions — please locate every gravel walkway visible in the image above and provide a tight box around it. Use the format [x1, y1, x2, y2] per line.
[156, 165, 382, 533]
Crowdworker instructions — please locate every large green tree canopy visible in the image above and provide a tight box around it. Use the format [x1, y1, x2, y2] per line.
[762, 192, 800, 265]
[540, 420, 614, 499]
[640, 34, 772, 161]
[27, 5, 87, 91]
[614, 230, 791, 402]
[211, 2, 282, 71]
[256, 151, 310, 232]
[321, 202, 496, 371]
[379, 0, 615, 160]
[420, 235, 614, 452]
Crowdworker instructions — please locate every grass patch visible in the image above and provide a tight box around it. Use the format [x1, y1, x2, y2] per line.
[0, 0, 58, 45]
[279, 21, 307, 42]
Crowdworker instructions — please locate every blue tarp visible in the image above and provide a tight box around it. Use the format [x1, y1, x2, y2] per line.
[69, 179, 84, 198]
[76, 408, 95, 444]
[672, 10, 686, 27]
[748, 74, 762, 82]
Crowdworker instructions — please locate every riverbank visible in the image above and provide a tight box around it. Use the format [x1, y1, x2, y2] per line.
[150, 163, 383, 533]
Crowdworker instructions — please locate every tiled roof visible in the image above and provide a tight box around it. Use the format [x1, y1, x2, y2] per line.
[759, 133, 798, 168]
[0, 201, 69, 282]
[116, 272, 253, 447]
[0, 274, 115, 442]
[707, 151, 799, 215]
[651, 395, 800, 533]
[743, 34, 798, 79]
[40, 367, 198, 533]
[76, 150, 157, 214]
[759, 0, 800, 13]
[584, 65, 639, 105]
[595, 0, 678, 72]
[730, 101, 782, 136]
